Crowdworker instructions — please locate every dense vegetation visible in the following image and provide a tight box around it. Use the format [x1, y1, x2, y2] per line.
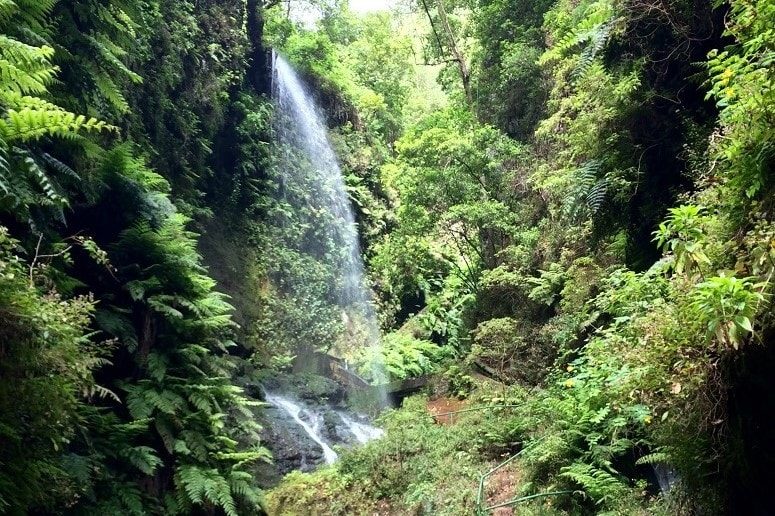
[1, 0, 772, 514]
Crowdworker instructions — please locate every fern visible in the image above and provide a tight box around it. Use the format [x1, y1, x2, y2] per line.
[148, 295, 185, 320]
[0, 0, 17, 22]
[0, 38, 57, 95]
[562, 160, 610, 220]
[92, 69, 131, 113]
[22, 151, 67, 205]
[5, 0, 57, 34]
[540, 0, 616, 65]
[2, 107, 112, 142]
[559, 462, 628, 504]
[586, 174, 609, 214]
[573, 21, 614, 80]
[40, 152, 79, 180]
[635, 451, 670, 466]
[84, 34, 142, 83]
[176, 466, 239, 516]
[121, 445, 162, 475]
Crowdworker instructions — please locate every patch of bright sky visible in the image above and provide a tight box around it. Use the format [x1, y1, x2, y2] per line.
[349, 0, 395, 13]
[290, 0, 399, 28]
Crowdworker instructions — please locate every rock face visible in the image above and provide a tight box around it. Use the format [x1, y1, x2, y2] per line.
[262, 404, 327, 474]
[231, 360, 388, 487]
[245, 373, 384, 488]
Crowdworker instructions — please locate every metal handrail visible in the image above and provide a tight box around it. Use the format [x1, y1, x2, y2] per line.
[425, 404, 575, 513]
[430, 404, 524, 419]
[475, 435, 573, 514]
[483, 491, 575, 512]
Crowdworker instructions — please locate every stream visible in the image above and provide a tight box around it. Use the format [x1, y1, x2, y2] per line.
[256, 388, 383, 485]
[264, 392, 340, 465]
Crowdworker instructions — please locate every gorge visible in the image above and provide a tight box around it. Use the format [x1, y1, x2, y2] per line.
[0, 0, 772, 514]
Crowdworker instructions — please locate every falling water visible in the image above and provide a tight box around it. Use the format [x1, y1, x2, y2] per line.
[337, 413, 384, 444]
[265, 393, 339, 465]
[270, 53, 388, 396]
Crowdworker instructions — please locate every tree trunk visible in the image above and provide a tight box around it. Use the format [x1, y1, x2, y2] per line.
[436, 1, 472, 104]
[246, 0, 272, 94]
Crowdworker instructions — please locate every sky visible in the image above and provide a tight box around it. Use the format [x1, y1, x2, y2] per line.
[349, 0, 395, 13]
[290, 0, 398, 28]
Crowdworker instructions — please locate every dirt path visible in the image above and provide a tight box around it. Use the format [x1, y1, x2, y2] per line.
[426, 397, 522, 515]
[426, 397, 468, 425]
[486, 463, 522, 515]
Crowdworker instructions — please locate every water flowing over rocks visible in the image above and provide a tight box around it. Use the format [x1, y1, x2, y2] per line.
[249, 379, 383, 487]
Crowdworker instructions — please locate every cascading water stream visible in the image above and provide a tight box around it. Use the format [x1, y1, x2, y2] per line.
[259, 53, 389, 474]
[337, 413, 384, 444]
[270, 53, 388, 396]
[264, 393, 339, 465]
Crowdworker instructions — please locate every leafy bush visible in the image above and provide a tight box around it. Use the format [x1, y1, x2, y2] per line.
[691, 275, 765, 349]
[470, 317, 552, 384]
[356, 332, 446, 382]
[0, 227, 98, 511]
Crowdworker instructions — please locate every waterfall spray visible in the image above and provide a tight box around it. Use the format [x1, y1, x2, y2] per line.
[270, 53, 388, 404]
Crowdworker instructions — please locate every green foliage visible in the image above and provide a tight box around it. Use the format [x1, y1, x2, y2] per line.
[267, 5, 414, 142]
[267, 394, 526, 515]
[1, 0, 774, 513]
[356, 332, 446, 382]
[705, 0, 774, 202]
[559, 462, 627, 505]
[0, 227, 98, 512]
[528, 263, 565, 306]
[470, 317, 552, 384]
[0, 0, 268, 512]
[471, 0, 553, 137]
[691, 275, 765, 349]
[653, 205, 712, 275]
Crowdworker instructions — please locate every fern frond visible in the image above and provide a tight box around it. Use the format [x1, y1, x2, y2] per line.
[84, 33, 142, 83]
[0, 55, 58, 95]
[0, 0, 18, 22]
[635, 452, 670, 466]
[586, 176, 609, 214]
[559, 462, 627, 504]
[176, 465, 240, 516]
[41, 152, 79, 180]
[11, 0, 56, 24]
[146, 352, 168, 382]
[83, 383, 121, 402]
[1, 106, 113, 142]
[121, 445, 162, 475]
[21, 152, 67, 206]
[573, 21, 614, 80]
[92, 3, 138, 38]
[92, 69, 131, 113]
[147, 295, 184, 320]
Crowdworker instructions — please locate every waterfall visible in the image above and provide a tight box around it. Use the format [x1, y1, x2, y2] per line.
[264, 392, 384, 468]
[265, 393, 339, 465]
[270, 53, 388, 397]
[337, 412, 384, 444]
